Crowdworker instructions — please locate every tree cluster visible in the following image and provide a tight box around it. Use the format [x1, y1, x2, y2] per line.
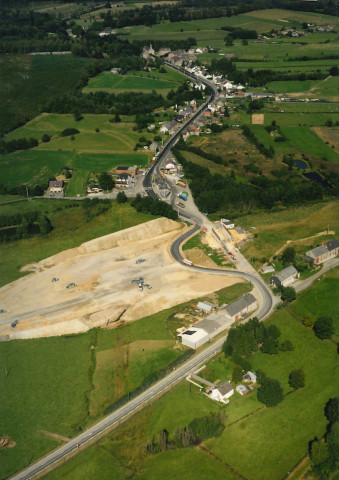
[0, 213, 52, 242]
[313, 316, 334, 340]
[0, 136, 38, 154]
[130, 194, 178, 220]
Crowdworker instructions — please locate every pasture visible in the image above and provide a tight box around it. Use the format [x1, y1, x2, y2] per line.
[43, 269, 339, 480]
[0, 54, 92, 136]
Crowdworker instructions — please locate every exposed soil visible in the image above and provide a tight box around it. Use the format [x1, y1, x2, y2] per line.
[312, 126, 339, 154]
[0, 218, 240, 340]
[251, 114, 264, 125]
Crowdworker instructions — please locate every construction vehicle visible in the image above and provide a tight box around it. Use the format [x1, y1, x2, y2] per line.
[136, 258, 145, 264]
[0, 309, 5, 314]
[176, 202, 185, 208]
[138, 284, 143, 291]
[66, 283, 76, 289]
[52, 277, 59, 282]
[177, 191, 188, 201]
[176, 180, 187, 188]
[11, 320, 19, 328]
[144, 284, 152, 289]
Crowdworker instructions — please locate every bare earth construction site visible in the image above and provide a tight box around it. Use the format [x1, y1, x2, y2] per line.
[0, 218, 241, 340]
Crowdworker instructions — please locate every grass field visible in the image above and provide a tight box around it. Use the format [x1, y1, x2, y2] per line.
[43, 268, 339, 480]
[0, 281, 248, 480]
[0, 54, 92, 136]
[281, 126, 339, 164]
[263, 112, 339, 127]
[0, 201, 155, 287]
[0, 150, 74, 189]
[238, 200, 339, 264]
[85, 66, 186, 94]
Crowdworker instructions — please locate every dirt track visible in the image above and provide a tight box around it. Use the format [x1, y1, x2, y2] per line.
[0, 218, 241, 340]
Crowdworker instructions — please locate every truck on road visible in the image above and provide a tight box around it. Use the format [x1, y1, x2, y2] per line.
[177, 191, 188, 201]
[176, 180, 187, 188]
[181, 258, 194, 266]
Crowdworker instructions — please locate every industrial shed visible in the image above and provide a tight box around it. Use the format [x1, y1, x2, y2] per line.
[179, 313, 234, 350]
[220, 293, 257, 323]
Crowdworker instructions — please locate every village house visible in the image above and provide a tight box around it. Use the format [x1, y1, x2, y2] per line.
[111, 67, 121, 74]
[87, 184, 103, 194]
[236, 384, 251, 396]
[208, 381, 234, 403]
[49, 180, 64, 194]
[270, 265, 300, 288]
[99, 28, 116, 37]
[220, 293, 258, 323]
[164, 160, 178, 173]
[149, 141, 159, 152]
[243, 371, 257, 383]
[115, 173, 132, 188]
[304, 239, 339, 264]
[160, 120, 177, 134]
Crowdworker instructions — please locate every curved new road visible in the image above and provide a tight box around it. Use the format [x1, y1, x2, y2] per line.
[11, 67, 273, 480]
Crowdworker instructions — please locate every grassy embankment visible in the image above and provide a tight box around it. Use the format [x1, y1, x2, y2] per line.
[42, 267, 339, 480]
[0, 281, 249, 480]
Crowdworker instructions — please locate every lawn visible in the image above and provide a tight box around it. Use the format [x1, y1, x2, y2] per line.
[263, 112, 339, 127]
[0, 54, 92, 136]
[0, 201, 155, 287]
[71, 152, 149, 170]
[65, 169, 90, 196]
[43, 268, 339, 480]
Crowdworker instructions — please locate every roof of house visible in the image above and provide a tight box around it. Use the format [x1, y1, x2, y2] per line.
[195, 313, 233, 335]
[271, 265, 298, 283]
[221, 293, 257, 318]
[162, 120, 177, 130]
[216, 381, 234, 396]
[261, 265, 275, 274]
[180, 328, 208, 343]
[116, 165, 128, 171]
[236, 384, 251, 394]
[49, 180, 63, 187]
[117, 173, 131, 180]
[306, 245, 328, 258]
[326, 239, 339, 251]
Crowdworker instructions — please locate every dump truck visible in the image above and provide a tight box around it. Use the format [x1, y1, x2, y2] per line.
[177, 191, 188, 201]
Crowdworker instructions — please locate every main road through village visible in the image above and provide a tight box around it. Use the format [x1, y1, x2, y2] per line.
[10, 67, 275, 480]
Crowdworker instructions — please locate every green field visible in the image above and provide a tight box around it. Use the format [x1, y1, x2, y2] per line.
[0, 150, 74, 189]
[281, 126, 339, 164]
[85, 67, 186, 94]
[0, 281, 248, 479]
[0, 54, 92, 136]
[263, 112, 339, 127]
[0, 201, 155, 286]
[42, 268, 339, 480]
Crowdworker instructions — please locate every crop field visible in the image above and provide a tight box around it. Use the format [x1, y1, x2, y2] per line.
[0, 54, 92, 136]
[0, 281, 248, 479]
[85, 67, 186, 94]
[266, 103, 339, 114]
[71, 152, 148, 170]
[0, 201, 155, 287]
[239, 200, 339, 263]
[0, 150, 73, 189]
[43, 269, 339, 480]
[263, 112, 339, 127]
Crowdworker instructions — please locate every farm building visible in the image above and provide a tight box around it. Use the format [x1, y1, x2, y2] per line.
[304, 239, 339, 264]
[236, 385, 251, 396]
[243, 371, 257, 383]
[179, 313, 234, 349]
[220, 293, 257, 323]
[115, 166, 139, 176]
[209, 381, 234, 403]
[270, 265, 299, 288]
[49, 180, 64, 193]
[262, 265, 275, 274]
[196, 301, 216, 314]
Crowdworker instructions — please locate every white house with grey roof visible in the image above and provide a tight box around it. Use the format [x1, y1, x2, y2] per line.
[209, 381, 234, 403]
[270, 265, 299, 288]
[304, 239, 339, 264]
[220, 293, 257, 323]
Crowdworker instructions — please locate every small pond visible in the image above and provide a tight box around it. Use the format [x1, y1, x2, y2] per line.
[294, 160, 307, 170]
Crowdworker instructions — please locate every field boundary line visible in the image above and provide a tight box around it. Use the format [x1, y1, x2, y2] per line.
[197, 445, 249, 480]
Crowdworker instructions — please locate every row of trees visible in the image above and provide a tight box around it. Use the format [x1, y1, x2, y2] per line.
[0, 136, 38, 154]
[130, 194, 178, 220]
[0, 215, 52, 243]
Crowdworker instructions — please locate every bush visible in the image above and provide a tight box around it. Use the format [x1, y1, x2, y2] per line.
[279, 339, 294, 351]
[281, 286, 296, 303]
[42, 134, 51, 143]
[288, 368, 305, 390]
[60, 128, 80, 137]
[257, 377, 284, 407]
[116, 191, 127, 204]
[303, 314, 314, 327]
[313, 316, 334, 340]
